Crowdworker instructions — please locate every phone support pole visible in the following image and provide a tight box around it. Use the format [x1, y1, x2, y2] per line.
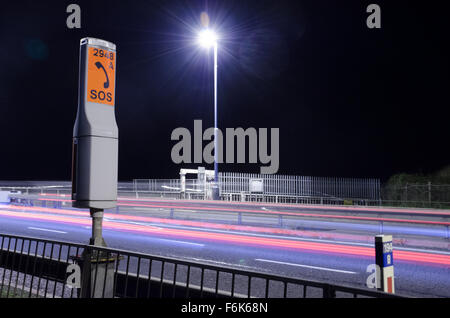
[90, 208, 107, 247]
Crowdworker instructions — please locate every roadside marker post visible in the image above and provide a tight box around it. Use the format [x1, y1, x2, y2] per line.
[71, 37, 119, 298]
[375, 234, 395, 294]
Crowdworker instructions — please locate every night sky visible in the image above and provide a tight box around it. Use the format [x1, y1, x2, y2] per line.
[0, 0, 449, 181]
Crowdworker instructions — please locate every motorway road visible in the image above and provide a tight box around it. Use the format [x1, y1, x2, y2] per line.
[0, 197, 449, 298]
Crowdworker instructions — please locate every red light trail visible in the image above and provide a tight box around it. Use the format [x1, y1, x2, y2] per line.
[0, 207, 449, 266]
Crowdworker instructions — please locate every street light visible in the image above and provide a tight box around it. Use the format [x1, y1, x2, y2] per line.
[198, 29, 217, 48]
[198, 29, 219, 200]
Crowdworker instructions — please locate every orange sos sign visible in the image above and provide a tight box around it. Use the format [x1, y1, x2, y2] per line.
[87, 47, 116, 106]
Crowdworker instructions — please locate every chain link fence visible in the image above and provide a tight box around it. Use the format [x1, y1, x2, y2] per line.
[381, 183, 450, 209]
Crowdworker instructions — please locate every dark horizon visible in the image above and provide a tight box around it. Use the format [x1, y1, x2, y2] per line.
[0, 0, 449, 183]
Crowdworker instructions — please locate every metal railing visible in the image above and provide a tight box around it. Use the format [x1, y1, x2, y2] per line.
[133, 173, 381, 201]
[131, 175, 383, 204]
[2, 180, 448, 209]
[0, 233, 401, 298]
[219, 173, 381, 200]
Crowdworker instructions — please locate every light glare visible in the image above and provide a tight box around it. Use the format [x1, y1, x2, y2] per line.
[198, 29, 217, 48]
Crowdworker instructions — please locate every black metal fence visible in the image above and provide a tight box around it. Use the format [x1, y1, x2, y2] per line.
[0, 233, 402, 299]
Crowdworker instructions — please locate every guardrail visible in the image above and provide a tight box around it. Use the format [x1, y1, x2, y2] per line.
[7, 194, 450, 239]
[2, 184, 449, 209]
[0, 233, 402, 298]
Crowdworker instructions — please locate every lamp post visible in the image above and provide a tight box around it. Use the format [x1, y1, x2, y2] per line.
[198, 29, 219, 200]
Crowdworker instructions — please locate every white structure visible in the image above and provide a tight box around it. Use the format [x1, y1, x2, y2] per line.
[180, 167, 215, 198]
[0, 191, 10, 204]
